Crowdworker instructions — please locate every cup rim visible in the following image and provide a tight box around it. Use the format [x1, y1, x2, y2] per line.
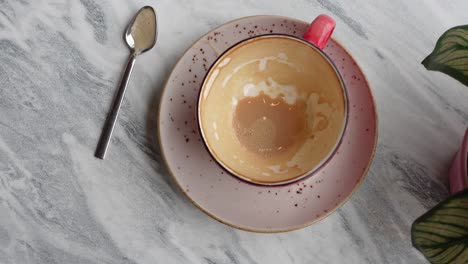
[197, 33, 349, 186]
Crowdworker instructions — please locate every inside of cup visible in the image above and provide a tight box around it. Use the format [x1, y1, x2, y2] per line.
[199, 35, 346, 184]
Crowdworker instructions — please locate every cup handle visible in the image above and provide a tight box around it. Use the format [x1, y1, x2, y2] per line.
[302, 14, 336, 50]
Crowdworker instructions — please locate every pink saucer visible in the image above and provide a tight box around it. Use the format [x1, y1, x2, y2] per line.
[158, 15, 377, 232]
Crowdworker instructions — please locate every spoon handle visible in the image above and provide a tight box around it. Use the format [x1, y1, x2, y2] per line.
[95, 52, 137, 159]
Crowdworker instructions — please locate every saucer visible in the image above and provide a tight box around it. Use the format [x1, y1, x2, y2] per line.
[158, 15, 377, 232]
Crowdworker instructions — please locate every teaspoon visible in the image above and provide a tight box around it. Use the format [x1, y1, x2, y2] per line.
[95, 6, 157, 159]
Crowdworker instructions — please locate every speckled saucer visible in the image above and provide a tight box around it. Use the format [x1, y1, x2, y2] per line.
[158, 15, 377, 232]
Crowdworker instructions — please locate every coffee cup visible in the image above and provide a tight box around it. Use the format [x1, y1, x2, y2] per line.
[198, 15, 348, 185]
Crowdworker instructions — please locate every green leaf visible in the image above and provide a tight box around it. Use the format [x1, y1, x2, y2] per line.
[411, 189, 468, 264]
[422, 25, 468, 87]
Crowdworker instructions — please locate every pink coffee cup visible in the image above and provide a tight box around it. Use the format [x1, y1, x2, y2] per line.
[449, 128, 468, 194]
[198, 15, 348, 186]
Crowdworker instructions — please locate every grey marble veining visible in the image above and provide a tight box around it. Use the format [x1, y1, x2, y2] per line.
[1, 0, 468, 263]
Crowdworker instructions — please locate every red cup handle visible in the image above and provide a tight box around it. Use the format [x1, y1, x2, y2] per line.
[302, 14, 336, 50]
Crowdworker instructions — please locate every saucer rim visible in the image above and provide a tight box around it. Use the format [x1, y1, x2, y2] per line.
[157, 15, 378, 233]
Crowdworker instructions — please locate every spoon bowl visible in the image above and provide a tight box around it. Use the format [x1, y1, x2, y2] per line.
[125, 6, 157, 54]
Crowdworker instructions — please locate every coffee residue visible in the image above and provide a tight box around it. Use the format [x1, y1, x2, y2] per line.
[233, 93, 307, 158]
[131, 8, 156, 53]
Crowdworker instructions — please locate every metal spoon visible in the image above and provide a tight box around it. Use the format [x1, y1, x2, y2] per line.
[95, 6, 157, 159]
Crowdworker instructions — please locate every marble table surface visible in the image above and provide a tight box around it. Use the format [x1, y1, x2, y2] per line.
[1, 0, 468, 263]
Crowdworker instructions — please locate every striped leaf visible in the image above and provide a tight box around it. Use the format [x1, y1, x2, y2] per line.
[411, 189, 468, 264]
[422, 25, 468, 86]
